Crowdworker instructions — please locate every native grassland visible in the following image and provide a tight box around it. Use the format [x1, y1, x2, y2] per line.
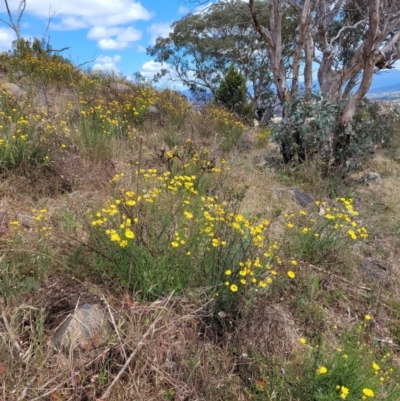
[1, 48, 400, 401]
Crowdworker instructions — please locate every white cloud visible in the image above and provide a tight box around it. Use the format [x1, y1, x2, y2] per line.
[178, 6, 189, 15]
[139, 60, 189, 90]
[96, 26, 142, 49]
[147, 22, 172, 45]
[137, 44, 146, 52]
[0, 0, 152, 50]
[140, 60, 164, 79]
[13, 0, 152, 30]
[92, 54, 121, 72]
[0, 27, 16, 51]
[88, 26, 123, 40]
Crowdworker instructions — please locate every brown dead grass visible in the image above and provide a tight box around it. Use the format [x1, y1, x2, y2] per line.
[1, 71, 400, 400]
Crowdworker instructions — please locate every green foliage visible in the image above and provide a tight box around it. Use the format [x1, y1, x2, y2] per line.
[69, 143, 279, 318]
[288, 326, 400, 401]
[215, 66, 247, 115]
[254, 127, 272, 148]
[250, 324, 400, 400]
[282, 198, 368, 265]
[271, 93, 386, 173]
[353, 98, 400, 150]
[0, 89, 53, 174]
[147, 0, 280, 110]
[0, 38, 81, 85]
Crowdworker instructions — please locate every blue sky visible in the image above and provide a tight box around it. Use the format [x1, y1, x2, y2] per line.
[0, 0, 209, 86]
[0, 0, 399, 91]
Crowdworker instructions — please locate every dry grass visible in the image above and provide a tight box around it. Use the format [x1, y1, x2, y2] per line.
[1, 59, 400, 401]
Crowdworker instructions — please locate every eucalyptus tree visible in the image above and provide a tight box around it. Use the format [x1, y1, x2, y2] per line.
[147, 0, 296, 118]
[0, 0, 26, 40]
[248, 0, 400, 164]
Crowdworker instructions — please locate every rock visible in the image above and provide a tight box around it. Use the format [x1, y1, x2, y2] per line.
[147, 105, 160, 115]
[1, 83, 26, 99]
[364, 171, 383, 185]
[55, 151, 84, 183]
[290, 188, 315, 208]
[11, 71, 26, 81]
[360, 258, 390, 286]
[17, 214, 35, 229]
[52, 303, 112, 352]
[109, 82, 131, 92]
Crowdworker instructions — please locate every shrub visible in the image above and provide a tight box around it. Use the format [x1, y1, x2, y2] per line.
[271, 92, 388, 174]
[0, 89, 56, 174]
[0, 38, 82, 86]
[282, 197, 368, 265]
[69, 143, 284, 318]
[215, 65, 247, 115]
[192, 104, 245, 151]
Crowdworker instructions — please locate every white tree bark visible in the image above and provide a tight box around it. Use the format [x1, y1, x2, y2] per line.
[0, 0, 26, 41]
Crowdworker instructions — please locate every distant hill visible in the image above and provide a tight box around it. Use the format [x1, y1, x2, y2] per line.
[368, 69, 400, 94]
[180, 69, 400, 100]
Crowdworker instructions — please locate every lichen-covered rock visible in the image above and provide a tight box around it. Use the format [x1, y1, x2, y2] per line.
[147, 105, 160, 115]
[109, 82, 131, 92]
[1, 83, 26, 99]
[52, 303, 112, 352]
[290, 188, 315, 208]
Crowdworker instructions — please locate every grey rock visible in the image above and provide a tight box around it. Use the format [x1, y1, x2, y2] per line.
[11, 71, 26, 81]
[290, 188, 315, 208]
[1, 83, 26, 99]
[17, 214, 35, 229]
[52, 303, 112, 352]
[364, 171, 383, 185]
[147, 105, 160, 115]
[360, 258, 390, 286]
[109, 82, 131, 92]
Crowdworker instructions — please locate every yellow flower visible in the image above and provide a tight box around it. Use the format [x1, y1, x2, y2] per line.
[364, 314, 372, 321]
[362, 388, 374, 398]
[317, 366, 328, 375]
[230, 284, 238, 292]
[171, 241, 179, 248]
[225, 269, 232, 276]
[287, 271, 296, 279]
[290, 260, 297, 266]
[299, 337, 306, 344]
[340, 386, 349, 399]
[372, 362, 380, 372]
[124, 229, 134, 239]
[184, 211, 193, 219]
[110, 233, 121, 242]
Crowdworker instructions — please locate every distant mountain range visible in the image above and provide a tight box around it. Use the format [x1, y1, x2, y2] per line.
[367, 69, 400, 98]
[181, 69, 400, 101]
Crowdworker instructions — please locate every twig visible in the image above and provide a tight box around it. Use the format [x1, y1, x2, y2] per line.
[17, 375, 36, 401]
[307, 263, 371, 291]
[135, 136, 143, 222]
[29, 381, 67, 401]
[1, 311, 22, 357]
[98, 294, 172, 400]
[372, 337, 400, 349]
[101, 296, 132, 374]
